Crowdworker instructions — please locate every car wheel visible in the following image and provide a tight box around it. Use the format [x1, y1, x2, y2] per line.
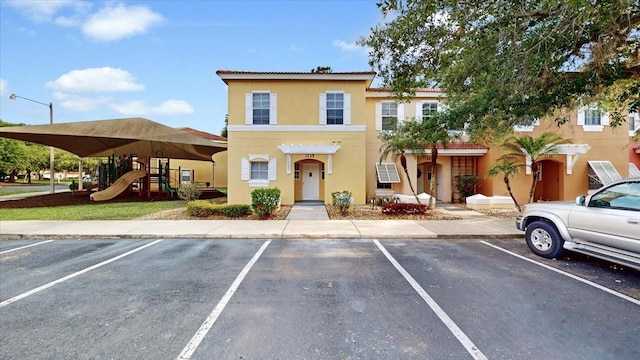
[525, 221, 564, 258]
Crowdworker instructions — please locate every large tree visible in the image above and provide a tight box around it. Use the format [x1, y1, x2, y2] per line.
[361, 0, 640, 140]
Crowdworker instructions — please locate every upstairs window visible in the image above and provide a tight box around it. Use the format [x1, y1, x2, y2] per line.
[382, 102, 397, 130]
[326, 93, 344, 124]
[319, 92, 351, 125]
[245, 92, 277, 125]
[578, 104, 608, 131]
[584, 108, 601, 125]
[630, 112, 639, 136]
[421, 103, 439, 122]
[252, 93, 270, 125]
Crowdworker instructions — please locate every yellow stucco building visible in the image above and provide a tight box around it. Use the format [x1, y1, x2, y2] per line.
[218, 70, 638, 206]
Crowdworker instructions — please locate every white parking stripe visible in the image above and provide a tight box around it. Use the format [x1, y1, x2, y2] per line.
[0, 239, 163, 308]
[0, 240, 54, 254]
[373, 240, 488, 360]
[481, 241, 640, 306]
[177, 240, 272, 360]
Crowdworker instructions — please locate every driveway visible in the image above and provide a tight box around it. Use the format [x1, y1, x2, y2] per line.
[1, 238, 638, 359]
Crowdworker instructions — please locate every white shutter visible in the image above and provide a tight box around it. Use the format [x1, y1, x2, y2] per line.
[601, 111, 609, 126]
[343, 93, 351, 125]
[416, 103, 422, 122]
[245, 93, 253, 125]
[268, 158, 277, 180]
[397, 103, 404, 124]
[241, 157, 250, 180]
[269, 93, 277, 125]
[577, 107, 585, 125]
[319, 93, 327, 125]
[375, 102, 382, 130]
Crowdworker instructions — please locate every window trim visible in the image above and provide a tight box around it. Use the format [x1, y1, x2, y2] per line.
[578, 104, 609, 132]
[319, 91, 351, 125]
[245, 91, 277, 125]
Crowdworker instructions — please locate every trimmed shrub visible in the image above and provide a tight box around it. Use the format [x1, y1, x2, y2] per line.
[177, 182, 203, 201]
[186, 200, 251, 218]
[219, 204, 251, 217]
[381, 202, 427, 215]
[332, 190, 352, 215]
[251, 188, 281, 217]
[187, 200, 214, 217]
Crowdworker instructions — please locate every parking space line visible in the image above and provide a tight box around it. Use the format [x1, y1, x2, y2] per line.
[481, 241, 640, 306]
[0, 240, 54, 255]
[0, 239, 163, 308]
[373, 240, 488, 360]
[177, 240, 272, 360]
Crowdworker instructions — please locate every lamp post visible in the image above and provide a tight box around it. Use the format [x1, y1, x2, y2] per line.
[9, 94, 55, 194]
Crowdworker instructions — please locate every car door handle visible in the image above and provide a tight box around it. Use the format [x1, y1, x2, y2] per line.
[628, 218, 640, 225]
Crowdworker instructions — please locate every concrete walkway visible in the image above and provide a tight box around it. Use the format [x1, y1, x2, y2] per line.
[0, 202, 521, 240]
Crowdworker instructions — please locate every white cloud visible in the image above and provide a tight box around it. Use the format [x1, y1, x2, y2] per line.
[111, 100, 194, 116]
[82, 3, 164, 42]
[0, 79, 7, 97]
[5, 0, 84, 23]
[53, 92, 112, 112]
[46, 67, 145, 93]
[332, 39, 370, 56]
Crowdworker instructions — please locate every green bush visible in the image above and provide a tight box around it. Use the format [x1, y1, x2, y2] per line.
[332, 190, 352, 215]
[177, 182, 203, 201]
[251, 188, 281, 217]
[454, 174, 480, 201]
[381, 203, 427, 215]
[186, 200, 213, 217]
[186, 200, 251, 218]
[219, 204, 251, 217]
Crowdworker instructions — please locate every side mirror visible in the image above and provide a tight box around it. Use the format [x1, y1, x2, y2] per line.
[575, 195, 586, 206]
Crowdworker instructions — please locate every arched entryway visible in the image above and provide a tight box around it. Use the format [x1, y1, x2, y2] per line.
[294, 159, 324, 201]
[534, 159, 562, 201]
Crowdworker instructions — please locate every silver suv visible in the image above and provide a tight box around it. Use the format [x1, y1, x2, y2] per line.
[516, 178, 640, 270]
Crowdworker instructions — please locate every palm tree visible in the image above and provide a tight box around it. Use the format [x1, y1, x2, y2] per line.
[416, 116, 452, 209]
[502, 132, 569, 204]
[379, 123, 421, 203]
[487, 155, 522, 211]
[379, 116, 451, 207]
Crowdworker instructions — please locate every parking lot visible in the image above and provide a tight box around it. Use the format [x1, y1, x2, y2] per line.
[1, 238, 639, 360]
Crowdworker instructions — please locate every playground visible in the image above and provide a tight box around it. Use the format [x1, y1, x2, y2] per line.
[0, 117, 227, 202]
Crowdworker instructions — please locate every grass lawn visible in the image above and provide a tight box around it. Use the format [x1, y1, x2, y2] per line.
[0, 201, 187, 220]
[0, 189, 45, 196]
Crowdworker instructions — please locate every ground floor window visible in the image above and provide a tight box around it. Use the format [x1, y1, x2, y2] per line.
[251, 161, 268, 180]
[180, 169, 192, 184]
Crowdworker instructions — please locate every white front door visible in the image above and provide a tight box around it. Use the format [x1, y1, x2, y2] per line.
[302, 163, 320, 200]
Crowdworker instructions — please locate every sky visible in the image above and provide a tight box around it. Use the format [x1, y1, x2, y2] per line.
[0, 0, 384, 136]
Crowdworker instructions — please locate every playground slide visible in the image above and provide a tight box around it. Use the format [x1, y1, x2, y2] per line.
[90, 170, 147, 201]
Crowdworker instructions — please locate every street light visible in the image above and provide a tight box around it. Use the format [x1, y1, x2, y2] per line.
[9, 94, 55, 195]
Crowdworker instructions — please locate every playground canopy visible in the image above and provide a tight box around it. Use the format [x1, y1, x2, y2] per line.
[0, 117, 226, 161]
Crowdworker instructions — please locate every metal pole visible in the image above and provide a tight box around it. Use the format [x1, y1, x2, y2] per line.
[49, 102, 55, 194]
[9, 94, 56, 194]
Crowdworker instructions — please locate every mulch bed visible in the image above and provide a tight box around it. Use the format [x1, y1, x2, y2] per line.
[0, 192, 182, 209]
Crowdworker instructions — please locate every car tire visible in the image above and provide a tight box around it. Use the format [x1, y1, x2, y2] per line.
[525, 221, 564, 258]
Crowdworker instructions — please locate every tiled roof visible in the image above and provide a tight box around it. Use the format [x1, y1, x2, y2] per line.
[216, 70, 376, 76]
[437, 142, 487, 150]
[368, 87, 442, 93]
[178, 127, 227, 142]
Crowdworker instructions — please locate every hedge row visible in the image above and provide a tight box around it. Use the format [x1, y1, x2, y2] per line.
[187, 200, 251, 218]
[381, 202, 427, 215]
